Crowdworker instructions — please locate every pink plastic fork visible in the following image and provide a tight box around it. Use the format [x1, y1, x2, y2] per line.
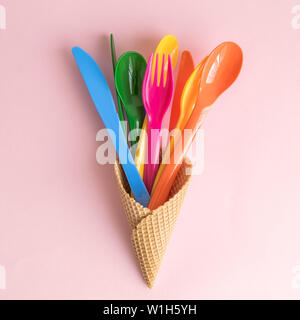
[142, 53, 174, 193]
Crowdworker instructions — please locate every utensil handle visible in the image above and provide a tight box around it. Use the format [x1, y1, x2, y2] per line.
[112, 118, 150, 207]
[110, 34, 126, 128]
[128, 114, 144, 147]
[144, 124, 161, 193]
[148, 128, 196, 210]
[134, 117, 147, 178]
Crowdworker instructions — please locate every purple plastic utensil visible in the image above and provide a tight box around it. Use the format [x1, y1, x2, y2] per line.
[142, 53, 174, 193]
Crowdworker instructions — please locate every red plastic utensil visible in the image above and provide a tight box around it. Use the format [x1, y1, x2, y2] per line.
[169, 51, 194, 132]
[142, 53, 174, 193]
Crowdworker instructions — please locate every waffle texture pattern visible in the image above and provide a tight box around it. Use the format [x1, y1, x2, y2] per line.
[114, 159, 192, 288]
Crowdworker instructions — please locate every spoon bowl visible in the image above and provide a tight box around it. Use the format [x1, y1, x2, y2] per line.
[200, 42, 243, 106]
[115, 51, 147, 145]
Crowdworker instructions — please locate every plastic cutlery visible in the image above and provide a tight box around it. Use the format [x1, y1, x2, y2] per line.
[169, 50, 194, 132]
[110, 34, 125, 127]
[142, 53, 174, 193]
[134, 117, 147, 179]
[72, 47, 150, 207]
[149, 42, 243, 209]
[115, 51, 146, 147]
[152, 34, 178, 84]
[152, 56, 207, 193]
[134, 35, 179, 180]
[177, 56, 208, 131]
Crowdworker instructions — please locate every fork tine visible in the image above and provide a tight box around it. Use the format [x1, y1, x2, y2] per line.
[160, 54, 165, 87]
[143, 54, 153, 100]
[153, 53, 159, 86]
[166, 54, 173, 87]
[146, 54, 153, 78]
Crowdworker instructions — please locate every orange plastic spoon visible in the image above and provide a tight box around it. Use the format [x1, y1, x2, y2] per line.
[148, 42, 243, 210]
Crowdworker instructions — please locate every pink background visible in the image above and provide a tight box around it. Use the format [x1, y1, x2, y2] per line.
[1, 0, 300, 299]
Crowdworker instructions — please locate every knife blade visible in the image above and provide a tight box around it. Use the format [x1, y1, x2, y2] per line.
[72, 46, 150, 207]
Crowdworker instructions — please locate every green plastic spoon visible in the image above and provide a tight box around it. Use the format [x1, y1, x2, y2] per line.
[115, 51, 146, 146]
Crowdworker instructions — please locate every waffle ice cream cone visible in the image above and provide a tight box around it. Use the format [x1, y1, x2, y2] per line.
[114, 159, 192, 288]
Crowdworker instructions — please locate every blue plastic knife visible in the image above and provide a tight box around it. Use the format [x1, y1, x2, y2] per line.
[72, 46, 150, 207]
